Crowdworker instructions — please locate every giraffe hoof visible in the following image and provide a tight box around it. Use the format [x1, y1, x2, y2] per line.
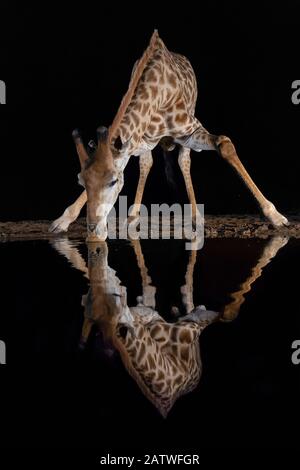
[263, 203, 289, 228]
[271, 214, 289, 228]
[49, 214, 73, 233]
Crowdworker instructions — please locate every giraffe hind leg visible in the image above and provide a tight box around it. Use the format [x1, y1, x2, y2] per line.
[129, 151, 153, 220]
[178, 146, 202, 226]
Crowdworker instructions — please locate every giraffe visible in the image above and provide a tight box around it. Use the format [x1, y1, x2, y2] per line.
[49, 31, 289, 240]
[51, 233, 288, 416]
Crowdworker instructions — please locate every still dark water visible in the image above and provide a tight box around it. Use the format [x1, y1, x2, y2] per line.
[0, 236, 299, 452]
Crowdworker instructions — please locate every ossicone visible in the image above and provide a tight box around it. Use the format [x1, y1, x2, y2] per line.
[72, 128, 82, 142]
[97, 126, 108, 143]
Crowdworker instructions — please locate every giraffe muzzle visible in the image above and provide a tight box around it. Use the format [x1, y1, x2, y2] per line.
[87, 223, 97, 233]
[86, 222, 108, 241]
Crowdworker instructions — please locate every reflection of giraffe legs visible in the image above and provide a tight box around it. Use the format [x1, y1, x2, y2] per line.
[181, 250, 197, 314]
[179, 249, 219, 325]
[223, 235, 289, 321]
[50, 238, 88, 278]
[129, 151, 153, 220]
[50, 238, 91, 346]
[131, 239, 156, 308]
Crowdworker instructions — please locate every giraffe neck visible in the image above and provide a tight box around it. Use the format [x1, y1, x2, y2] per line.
[113, 72, 163, 157]
[111, 40, 199, 158]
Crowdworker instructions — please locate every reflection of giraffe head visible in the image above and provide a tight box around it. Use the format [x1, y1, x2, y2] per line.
[80, 241, 219, 417]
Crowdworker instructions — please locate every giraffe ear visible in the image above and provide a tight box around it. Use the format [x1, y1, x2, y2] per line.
[118, 325, 128, 339]
[117, 323, 136, 339]
[114, 136, 123, 150]
[72, 129, 89, 169]
[114, 137, 131, 155]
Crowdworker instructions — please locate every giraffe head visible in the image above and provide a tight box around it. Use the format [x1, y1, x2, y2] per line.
[74, 127, 125, 241]
[73, 31, 160, 241]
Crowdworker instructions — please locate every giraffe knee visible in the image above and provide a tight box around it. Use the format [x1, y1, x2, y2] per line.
[216, 135, 237, 162]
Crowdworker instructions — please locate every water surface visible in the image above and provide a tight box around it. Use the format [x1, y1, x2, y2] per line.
[0, 236, 299, 450]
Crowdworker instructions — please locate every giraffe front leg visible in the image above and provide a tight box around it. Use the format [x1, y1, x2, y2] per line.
[216, 135, 289, 227]
[49, 190, 87, 233]
[128, 151, 153, 221]
[177, 128, 288, 228]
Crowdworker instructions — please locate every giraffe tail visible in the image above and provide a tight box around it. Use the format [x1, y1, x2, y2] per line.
[162, 146, 178, 193]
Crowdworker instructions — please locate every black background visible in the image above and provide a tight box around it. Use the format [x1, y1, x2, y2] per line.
[0, 1, 299, 221]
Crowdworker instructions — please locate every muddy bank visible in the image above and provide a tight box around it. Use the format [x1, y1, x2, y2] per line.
[1, 215, 299, 241]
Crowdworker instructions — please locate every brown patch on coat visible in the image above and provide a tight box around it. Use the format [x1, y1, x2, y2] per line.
[150, 85, 158, 98]
[152, 114, 161, 123]
[131, 111, 139, 126]
[147, 69, 157, 82]
[147, 124, 156, 135]
[167, 72, 177, 88]
[176, 100, 185, 110]
[175, 113, 188, 124]
[142, 102, 150, 116]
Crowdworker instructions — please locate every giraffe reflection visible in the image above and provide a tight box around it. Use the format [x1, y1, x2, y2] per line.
[93, 241, 218, 418]
[52, 235, 288, 417]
